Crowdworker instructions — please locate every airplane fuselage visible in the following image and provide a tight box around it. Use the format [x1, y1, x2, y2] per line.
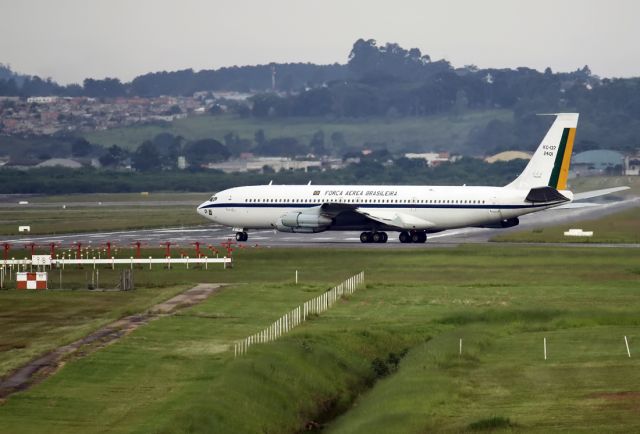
[194, 114, 626, 244]
[197, 184, 569, 233]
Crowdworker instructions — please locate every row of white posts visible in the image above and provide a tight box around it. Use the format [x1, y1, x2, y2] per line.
[457, 336, 632, 359]
[1, 256, 231, 272]
[234, 271, 365, 358]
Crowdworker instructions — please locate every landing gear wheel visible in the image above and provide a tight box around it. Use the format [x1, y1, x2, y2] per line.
[236, 231, 248, 242]
[360, 232, 372, 243]
[411, 232, 421, 243]
[381, 232, 388, 243]
[417, 232, 427, 243]
[399, 231, 410, 243]
[372, 232, 385, 243]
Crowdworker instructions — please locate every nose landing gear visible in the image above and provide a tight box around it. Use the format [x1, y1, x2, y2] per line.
[235, 231, 248, 242]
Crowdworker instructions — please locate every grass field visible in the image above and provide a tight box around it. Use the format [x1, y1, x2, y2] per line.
[83, 110, 512, 152]
[492, 206, 640, 244]
[0, 206, 204, 235]
[569, 176, 640, 198]
[0, 285, 191, 378]
[1, 245, 639, 433]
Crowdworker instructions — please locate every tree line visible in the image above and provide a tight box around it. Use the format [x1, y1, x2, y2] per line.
[0, 158, 528, 195]
[2, 39, 640, 153]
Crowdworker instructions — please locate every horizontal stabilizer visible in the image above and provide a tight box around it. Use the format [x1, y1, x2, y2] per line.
[572, 186, 629, 201]
[553, 202, 600, 209]
[525, 186, 570, 203]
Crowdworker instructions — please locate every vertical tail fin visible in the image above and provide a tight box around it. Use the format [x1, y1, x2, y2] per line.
[506, 113, 579, 190]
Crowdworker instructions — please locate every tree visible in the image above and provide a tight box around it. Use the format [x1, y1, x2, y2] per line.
[150, 133, 183, 169]
[71, 138, 92, 157]
[250, 93, 289, 117]
[99, 145, 129, 167]
[330, 132, 348, 152]
[254, 129, 267, 146]
[253, 137, 307, 157]
[292, 88, 333, 116]
[184, 139, 230, 164]
[310, 130, 326, 156]
[132, 141, 162, 171]
[83, 77, 127, 98]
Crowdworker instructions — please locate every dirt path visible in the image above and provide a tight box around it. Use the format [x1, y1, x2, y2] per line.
[0, 283, 223, 400]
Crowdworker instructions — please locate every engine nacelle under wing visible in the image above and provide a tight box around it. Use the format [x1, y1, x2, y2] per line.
[276, 210, 332, 233]
[475, 217, 520, 229]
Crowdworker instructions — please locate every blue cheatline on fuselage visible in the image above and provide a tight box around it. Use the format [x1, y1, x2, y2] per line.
[197, 202, 562, 210]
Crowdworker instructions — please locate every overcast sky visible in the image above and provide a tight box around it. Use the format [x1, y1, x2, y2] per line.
[1, 0, 638, 84]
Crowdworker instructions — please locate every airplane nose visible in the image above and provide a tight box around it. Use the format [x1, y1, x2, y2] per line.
[197, 202, 215, 220]
[197, 202, 208, 215]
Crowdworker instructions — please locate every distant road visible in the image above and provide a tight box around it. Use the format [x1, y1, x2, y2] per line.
[0, 200, 200, 208]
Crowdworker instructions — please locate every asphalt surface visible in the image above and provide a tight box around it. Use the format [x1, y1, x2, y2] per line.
[1, 197, 637, 249]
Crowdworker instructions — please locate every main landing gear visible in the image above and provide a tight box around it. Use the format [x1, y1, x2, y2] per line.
[399, 230, 427, 243]
[360, 231, 388, 243]
[235, 231, 248, 242]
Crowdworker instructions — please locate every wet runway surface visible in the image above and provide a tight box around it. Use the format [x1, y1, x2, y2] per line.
[2, 198, 638, 249]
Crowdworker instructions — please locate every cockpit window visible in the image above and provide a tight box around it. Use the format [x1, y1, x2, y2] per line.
[209, 195, 218, 202]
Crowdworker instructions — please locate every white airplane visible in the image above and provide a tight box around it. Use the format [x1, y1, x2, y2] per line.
[197, 113, 628, 243]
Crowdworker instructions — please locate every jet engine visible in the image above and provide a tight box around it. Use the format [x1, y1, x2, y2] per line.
[476, 217, 520, 229]
[276, 210, 332, 233]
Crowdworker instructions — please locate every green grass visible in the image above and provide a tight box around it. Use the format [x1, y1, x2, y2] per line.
[0, 205, 205, 235]
[83, 110, 512, 152]
[0, 285, 191, 378]
[0, 246, 639, 433]
[492, 206, 640, 244]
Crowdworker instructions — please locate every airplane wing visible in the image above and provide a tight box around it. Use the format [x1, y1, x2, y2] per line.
[354, 208, 435, 230]
[572, 186, 629, 201]
[320, 202, 358, 217]
[320, 203, 435, 230]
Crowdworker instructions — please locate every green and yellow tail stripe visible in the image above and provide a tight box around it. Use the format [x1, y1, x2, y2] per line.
[548, 127, 576, 190]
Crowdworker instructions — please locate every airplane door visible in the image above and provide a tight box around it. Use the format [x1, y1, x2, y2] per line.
[490, 196, 502, 218]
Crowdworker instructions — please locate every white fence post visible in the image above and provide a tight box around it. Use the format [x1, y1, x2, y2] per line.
[234, 271, 366, 357]
[625, 336, 631, 357]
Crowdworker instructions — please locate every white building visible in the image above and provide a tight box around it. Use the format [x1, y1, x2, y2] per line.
[207, 157, 322, 173]
[625, 155, 640, 176]
[404, 152, 452, 167]
[26, 96, 58, 104]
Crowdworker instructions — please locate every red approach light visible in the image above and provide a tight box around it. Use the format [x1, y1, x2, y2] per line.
[2, 243, 11, 260]
[131, 241, 146, 258]
[48, 242, 60, 257]
[191, 241, 202, 257]
[24, 242, 38, 256]
[103, 241, 114, 258]
[72, 242, 83, 259]
[161, 242, 174, 258]
[221, 239, 236, 256]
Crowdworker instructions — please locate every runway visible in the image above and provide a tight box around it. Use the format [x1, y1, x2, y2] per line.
[1, 198, 638, 249]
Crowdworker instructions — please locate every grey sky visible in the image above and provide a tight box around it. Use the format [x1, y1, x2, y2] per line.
[1, 0, 638, 84]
